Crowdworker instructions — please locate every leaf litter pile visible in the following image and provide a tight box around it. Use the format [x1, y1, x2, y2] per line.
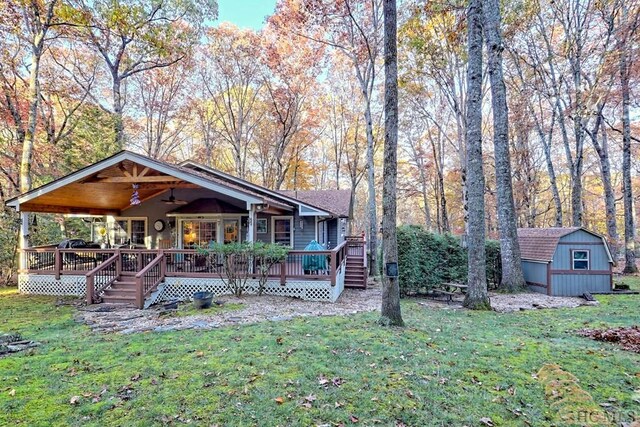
[578, 325, 640, 353]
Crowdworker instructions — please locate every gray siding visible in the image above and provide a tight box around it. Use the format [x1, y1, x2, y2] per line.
[550, 273, 611, 296]
[551, 240, 610, 271]
[522, 260, 548, 294]
[255, 212, 318, 250]
[548, 229, 612, 296]
[327, 219, 338, 249]
[255, 214, 272, 244]
[293, 212, 316, 250]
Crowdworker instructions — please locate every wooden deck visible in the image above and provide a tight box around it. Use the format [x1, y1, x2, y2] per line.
[20, 239, 366, 308]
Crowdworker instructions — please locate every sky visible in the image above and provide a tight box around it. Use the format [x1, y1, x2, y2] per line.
[216, 0, 278, 30]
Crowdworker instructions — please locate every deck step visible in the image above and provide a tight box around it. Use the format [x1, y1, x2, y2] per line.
[101, 295, 136, 304]
[113, 281, 136, 287]
[103, 288, 136, 295]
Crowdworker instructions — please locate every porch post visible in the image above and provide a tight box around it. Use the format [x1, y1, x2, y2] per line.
[19, 211, 29, 270]
[247, 204, 256, 243]
[247, 204, 256, 274]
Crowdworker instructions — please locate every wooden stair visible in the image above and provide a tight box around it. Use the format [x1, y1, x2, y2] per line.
[101, 274, 137, 305]
[344, 255, 367, 289]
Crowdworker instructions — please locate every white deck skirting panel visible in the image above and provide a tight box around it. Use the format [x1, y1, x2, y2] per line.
[18, 265, 347, 304]
[153, 277, 342, 303]
[18, 274, 85, 296]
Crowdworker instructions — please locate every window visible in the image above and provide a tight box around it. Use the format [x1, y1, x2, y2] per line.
[182, 220, 218, 248]
[256, 218, 268, 234]
[272, 216, 293, 246]
[223, 219, 239, 244]
[572, 250, 590, 270]
[110, 218, 147, 246]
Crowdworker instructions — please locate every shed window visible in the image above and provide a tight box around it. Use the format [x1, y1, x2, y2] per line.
[572, 250, 590, 270]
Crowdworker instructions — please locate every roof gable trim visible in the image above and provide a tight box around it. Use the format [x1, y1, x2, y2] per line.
[7, 151, 262, 209]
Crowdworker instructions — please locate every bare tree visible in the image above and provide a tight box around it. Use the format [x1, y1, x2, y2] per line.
[380, 0, 403, 326]
[463, 0, 490, 310]
[483, 0, 526, 291]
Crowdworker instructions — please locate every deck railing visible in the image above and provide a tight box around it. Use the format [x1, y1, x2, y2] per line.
[85, 254, 119, 304]
[21, 241, 349, 287]
[135, 254, 165, 308]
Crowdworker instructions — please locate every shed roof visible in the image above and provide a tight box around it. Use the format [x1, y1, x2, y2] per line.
[517, 227, 613, 263]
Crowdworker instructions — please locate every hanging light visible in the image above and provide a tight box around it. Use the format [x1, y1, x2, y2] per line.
[130, 183, 141, 205]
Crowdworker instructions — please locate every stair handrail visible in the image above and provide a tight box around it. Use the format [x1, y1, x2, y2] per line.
[330, 241, 348, 286]
[86, 253, 119, 304]
[134, 253, 165, 309]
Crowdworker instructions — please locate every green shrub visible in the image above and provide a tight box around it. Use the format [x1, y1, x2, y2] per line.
[395, 225, 502, 296]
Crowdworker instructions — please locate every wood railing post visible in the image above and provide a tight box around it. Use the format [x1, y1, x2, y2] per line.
[137, 251, 143, 271]
[54, 248, 61, 280]
[116, 249, 122, 276]
[86, 275, 94, 305]
[159, 250, 166, 278]
[330, 250, 337, 286]
[280, 260, 286, 286]
[135, 276, 144, 309]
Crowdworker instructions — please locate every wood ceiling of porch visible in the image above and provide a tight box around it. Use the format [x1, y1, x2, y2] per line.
[20, 160, 201, 215]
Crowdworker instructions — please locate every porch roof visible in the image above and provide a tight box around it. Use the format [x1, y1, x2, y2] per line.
[5, 151, 264, 215]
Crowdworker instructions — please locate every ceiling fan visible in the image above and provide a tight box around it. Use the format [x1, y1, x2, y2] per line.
[161, 188, 188, 205]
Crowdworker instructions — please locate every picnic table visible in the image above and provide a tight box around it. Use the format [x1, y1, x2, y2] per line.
[431, 282, 468, 304]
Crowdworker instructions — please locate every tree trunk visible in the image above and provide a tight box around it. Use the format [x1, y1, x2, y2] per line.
[533, 109, 562, 226]
[20, 43, 43, 193]
[483, 0, 526, 292]
[380, 0, 403, 326]
[620, 38, 637, 273]
[364, 100, 378, 276]
[587, 110, 619, 256]
[112, 76, 125, 149]
[463, 0, 490, 310]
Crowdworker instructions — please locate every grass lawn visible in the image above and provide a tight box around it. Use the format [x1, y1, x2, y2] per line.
[617, 274, 640, 291]
[0, 287, 638, 426]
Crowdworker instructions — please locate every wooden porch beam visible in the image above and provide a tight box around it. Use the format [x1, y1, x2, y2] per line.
[118, 164, 132, 177]
[94, 176, 183, 183]
[135, 183, 200, 190]
[19, 203, 121, 215]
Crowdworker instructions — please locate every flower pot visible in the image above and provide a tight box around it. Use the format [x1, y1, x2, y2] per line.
[192, 291, 214, 309]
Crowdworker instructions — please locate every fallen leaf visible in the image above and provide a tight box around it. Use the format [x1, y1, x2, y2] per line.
[275, 397, 284, 404]
[350, 415, 359, 423]
[130, 373, 141, 382]
[332, 377, 345, 387]
[305, 394, 317, 402]
[8, 389, 15, 397]
[195, 351, 204, 358]
[276, 337, 284, 345]
[335, 401, 344, 408]
[70, 396, 81, 405]
[479, 417, 494, 426]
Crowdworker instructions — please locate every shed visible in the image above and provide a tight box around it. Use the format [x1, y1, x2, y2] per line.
[517, 227, 614, 296]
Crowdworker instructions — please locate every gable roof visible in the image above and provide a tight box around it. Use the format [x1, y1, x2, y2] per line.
[5, 151, 263, 213]
[517, 227, 613, 263]
[278, 190, 351, 218]
[179, 161, 340, 217]
[6, 151, 349, 219]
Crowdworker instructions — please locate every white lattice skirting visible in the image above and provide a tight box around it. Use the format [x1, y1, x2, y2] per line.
[152, 277, 343, 304]
[18, 264, 347, 304]
[18, 274, 85, 296]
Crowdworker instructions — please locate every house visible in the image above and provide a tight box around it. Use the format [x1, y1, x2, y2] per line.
[517, 227, 614, 296]
[6, 151, 367, 308]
